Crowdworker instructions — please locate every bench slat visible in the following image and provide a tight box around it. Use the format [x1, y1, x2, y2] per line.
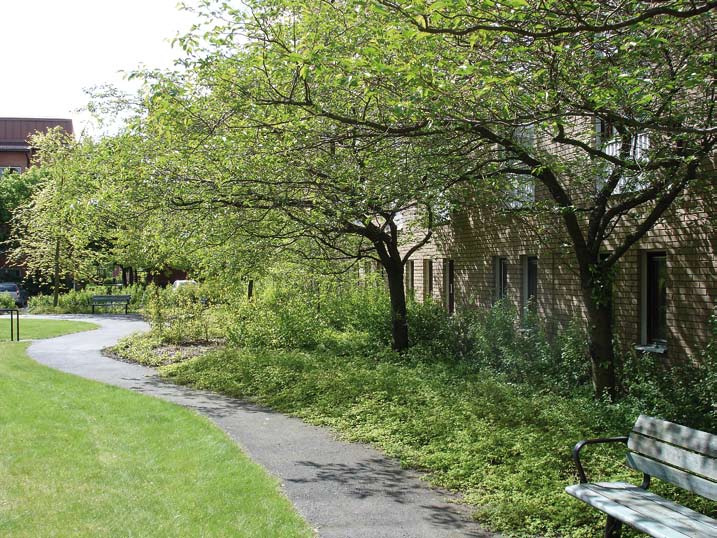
[633, 415, 717, 456]
[629, 433, 717, 480]
[627, 453, 717, 501]
[92, 295, 130, 302]
[91, 295, 131, 314]
[566, 482, 717, 538]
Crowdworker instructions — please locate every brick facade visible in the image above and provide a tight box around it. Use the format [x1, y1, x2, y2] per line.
[401, 179, 716, 363]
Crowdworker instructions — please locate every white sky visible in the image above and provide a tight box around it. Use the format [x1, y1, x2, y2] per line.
[0, 1, 197, 135]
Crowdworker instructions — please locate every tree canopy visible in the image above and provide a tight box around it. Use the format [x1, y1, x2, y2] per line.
[6, 0, 714, 396]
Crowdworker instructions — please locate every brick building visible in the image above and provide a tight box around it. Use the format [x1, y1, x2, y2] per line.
[400, 129, 716, 363]
[0, 117, 73, 172]
[0, 117, 74, 278]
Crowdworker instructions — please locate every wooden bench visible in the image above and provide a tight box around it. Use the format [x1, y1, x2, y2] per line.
[91, 295, 131, 314]
[565, 415, 716, 537]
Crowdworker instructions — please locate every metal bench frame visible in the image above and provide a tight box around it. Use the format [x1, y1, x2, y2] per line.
[566, 415, 717, 537]
[91, 295, 131, 315]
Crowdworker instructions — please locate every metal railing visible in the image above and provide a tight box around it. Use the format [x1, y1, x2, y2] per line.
[0, 309, 20, 341]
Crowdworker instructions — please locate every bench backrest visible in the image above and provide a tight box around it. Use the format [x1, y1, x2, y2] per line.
[92, 295, 131, 303]
[626, 415, 717, 500]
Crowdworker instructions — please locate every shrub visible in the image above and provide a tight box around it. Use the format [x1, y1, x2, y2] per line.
[619, 309, 717, 432]
[141, 266, 715, 431]
[406, 299, 456, 357]
[226, 294, 320, 350]
[28, 284, 145, 314]
[318, 275, 392, 341]
[0, 292, 16, 308]
[29, 288, 95, 313]
[0, 292, 15, 309]
[454, 301, 590, 393]
[219, 269, 392, 351]
[143, 282, 221, 345]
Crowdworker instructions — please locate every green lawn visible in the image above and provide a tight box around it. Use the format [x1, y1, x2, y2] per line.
[0, 317, 97, 341]
[0, 326, 312, 538]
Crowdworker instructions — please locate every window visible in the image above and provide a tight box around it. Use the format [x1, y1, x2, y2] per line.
[522, 256, 538, 313]
[443, 258, 455, 314]
[0, 166, 22, 175]
[595, 117, 650, 194]
[494, 256, 508, 301]
[505, 125, 536, 209]
[422, 259, 433, 300]
[404, 260, 414, 297]
[507, 177, 536, 209]
[434, 193, 451, 224]
[641, 251, 667, 349]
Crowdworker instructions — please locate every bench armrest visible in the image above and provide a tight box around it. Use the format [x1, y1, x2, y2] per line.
[572, 436, 628, 484]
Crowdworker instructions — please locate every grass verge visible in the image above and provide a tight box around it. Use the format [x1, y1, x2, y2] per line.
[0, 317, 97, 341]
[0, 331, 312, 537]
[134, 343, 712, 538]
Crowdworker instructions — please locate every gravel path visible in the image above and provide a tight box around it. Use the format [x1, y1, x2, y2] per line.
[26, 314, 496, 538]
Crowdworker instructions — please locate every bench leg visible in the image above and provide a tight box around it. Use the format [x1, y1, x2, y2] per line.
[605, 516, 622, 538]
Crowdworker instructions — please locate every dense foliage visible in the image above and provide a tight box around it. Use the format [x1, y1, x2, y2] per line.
[2, 0, 713, 395]
[3, 2, 715, 535]
[0, 292, 15, 309]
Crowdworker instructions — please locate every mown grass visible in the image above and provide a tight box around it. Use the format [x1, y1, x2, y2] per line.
[0, 317, 97, 341]
[153, 344, 714, 538]
[0, 332, 312, 537]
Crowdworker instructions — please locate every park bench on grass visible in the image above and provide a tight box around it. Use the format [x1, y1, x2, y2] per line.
[91, 295, 131, 314]
[565, 414, 716, 537]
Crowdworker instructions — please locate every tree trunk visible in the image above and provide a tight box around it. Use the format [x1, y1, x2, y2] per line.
[121, 266, 128, 287]
[52, 237, 61, 307]
[385, 261, 409, 352]
[247, 279, 254, 301]
[582, 286, 618, 400]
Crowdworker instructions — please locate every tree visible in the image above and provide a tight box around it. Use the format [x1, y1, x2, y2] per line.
[113, 62, 481, 350]
[7, 130, 118, 304]
[0, 167, 44, 245]
[75, 0, 714, 395]
[378, 0, 717, 398]
[64, 0, 500, 352]
[182, 0, 715, 397]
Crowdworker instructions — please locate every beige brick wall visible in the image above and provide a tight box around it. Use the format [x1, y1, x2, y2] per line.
[401, 184, 716, 363]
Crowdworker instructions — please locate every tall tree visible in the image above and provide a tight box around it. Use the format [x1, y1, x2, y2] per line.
[7, 130, 119, 303]
[186, 0, 715, 397]
[118, 63, 480, 350]
[378, 0, 717, 398]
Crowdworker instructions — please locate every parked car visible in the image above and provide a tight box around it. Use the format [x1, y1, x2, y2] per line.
[0, 282, 25, 307]
[172, 279, 197, 289]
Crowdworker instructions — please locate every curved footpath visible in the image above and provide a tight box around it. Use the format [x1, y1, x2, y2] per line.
[27, 315, 496, 538]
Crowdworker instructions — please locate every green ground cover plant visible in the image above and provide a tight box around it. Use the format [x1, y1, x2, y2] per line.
[110, 273, 717, 537]
[0, 326, 312, 538]
[154, 345, 712, 537]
